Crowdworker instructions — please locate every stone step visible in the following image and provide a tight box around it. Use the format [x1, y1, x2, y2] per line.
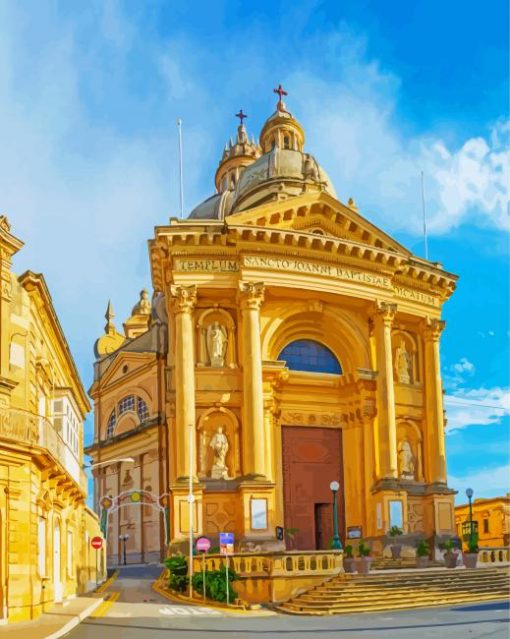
[278, 590, 509, 615]
[298, 584, 509, 604]
[312, 576, 510, 594]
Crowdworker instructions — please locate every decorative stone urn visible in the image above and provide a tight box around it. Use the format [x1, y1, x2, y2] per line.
[391, 545, 402, 559]
[343, 557, 356, 573]
[444, 551, 460, 568]
[355, 557, 372, 575]
[463, 552, 478, 569]
[416, 556, 429, 569]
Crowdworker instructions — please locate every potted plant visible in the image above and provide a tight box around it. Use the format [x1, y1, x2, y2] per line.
[440, 538, 459, 569]
[463, 536, 479, 569]
[343, 545, 356, 573]
[355, 540, 372, 574]
[416, 539, 430, 568]
[388, 525, 404, 559]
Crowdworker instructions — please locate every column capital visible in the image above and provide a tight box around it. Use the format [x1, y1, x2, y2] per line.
[238, 281, 265, 311]
[374, 300, 397, 323]
[424, 318, 445, 342]
[170, 284, 197, 314]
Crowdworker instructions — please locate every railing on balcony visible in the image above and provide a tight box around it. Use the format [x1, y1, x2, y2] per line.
[192, 550, 343, 578]
[0, 406, 85, 493]
[478, 547, 510, 563]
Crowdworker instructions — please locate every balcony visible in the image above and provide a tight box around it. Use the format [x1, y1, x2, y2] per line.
[0, 406, 85, 493]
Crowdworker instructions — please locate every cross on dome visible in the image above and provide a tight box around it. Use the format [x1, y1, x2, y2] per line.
[273, 83, 288, 110]
[235, 109, 247, 125]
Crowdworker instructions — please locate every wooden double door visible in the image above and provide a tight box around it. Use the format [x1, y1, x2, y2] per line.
[282, 426, 345, 550]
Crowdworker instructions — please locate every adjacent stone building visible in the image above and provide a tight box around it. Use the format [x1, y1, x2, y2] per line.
[0, 216, 105, 623]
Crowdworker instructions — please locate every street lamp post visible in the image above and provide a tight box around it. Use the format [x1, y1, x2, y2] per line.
[466, 487, 474, 548]
[119, 533, 129, 565]
[329, 480, 342, 550]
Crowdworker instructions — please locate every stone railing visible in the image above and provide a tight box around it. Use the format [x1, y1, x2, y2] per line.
[478, 547, 510, 564]
[0, 406, 85, 493]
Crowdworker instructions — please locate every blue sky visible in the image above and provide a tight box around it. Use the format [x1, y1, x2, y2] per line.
[1, 1, 508, 504]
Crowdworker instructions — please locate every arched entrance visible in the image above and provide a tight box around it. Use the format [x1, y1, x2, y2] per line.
[99, 491, 169, 564]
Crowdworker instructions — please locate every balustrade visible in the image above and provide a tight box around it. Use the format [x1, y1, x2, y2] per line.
[478, 547, 510, 564]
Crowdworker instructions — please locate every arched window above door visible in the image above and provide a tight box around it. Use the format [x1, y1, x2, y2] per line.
[278, 339, 342, 374]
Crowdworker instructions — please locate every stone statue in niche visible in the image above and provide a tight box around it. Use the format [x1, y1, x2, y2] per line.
[206, 321, 228, 367]
[395, 339, 412, 384]
[398, 440, 416, 480]
[209, 426, 230, 479]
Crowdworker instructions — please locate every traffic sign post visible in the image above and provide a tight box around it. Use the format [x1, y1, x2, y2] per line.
[91, 536, 103, 588]
[219, 533, 234, 606]
[196, 537, 211, 600]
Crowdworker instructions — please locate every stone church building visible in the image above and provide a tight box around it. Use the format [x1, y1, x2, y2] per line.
[86, 89, 457, 564]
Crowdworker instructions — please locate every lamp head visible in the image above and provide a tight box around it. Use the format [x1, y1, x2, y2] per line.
[466, 487, 474, 499]
[330, 480, 340, 492]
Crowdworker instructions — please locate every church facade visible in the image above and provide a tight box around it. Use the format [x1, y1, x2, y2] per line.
[87, 89, 457, 563]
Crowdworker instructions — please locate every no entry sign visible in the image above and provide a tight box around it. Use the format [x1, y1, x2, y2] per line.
[196, 537, 211, 552]
[91, 536, 103, 550]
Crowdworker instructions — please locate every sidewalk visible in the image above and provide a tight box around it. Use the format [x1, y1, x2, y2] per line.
[0, 595, 104, 639]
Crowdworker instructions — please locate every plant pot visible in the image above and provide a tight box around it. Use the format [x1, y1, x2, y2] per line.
[343, 557, 356, 573]
[355, 557, 372, 574]
[416, 556, 429, 569]
[444, 551, 459, 568]
[391, 544, 402, 559]
[463, 552, 478, 569]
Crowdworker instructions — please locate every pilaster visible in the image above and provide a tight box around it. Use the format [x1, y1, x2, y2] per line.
[423, 318, 447, 484]
[170, 284, 197, 481]
[238, 282, 266, 479]
[372, 301, 398, 479]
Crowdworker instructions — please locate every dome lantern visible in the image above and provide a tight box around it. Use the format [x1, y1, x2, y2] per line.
[214, 110, 261, 194]
[259, 84, 305, 154]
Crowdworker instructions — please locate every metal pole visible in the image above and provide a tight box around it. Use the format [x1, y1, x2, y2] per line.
[469, 495, 473, 547]
[188, 424, 194, 598]
[421, 170, 429, 260]
[95, 549, 98, 589]
[177, 118, 184, 219]
[332, 490, 342, 550]
[202, 552, 206, 600]
[225, 554, 229, 606]
[123, 537, 127, 566]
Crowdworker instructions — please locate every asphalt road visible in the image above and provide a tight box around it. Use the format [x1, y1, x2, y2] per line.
[63, 565, 510, 639]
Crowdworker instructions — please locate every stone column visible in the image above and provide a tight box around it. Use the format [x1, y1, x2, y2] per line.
[170, 285, 197, 481]
[239, 282, 266, 479]
[424, 318, 447, 484]
[373, 302, 398, 479]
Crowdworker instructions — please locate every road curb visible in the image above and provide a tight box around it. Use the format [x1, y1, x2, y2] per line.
[45, 597, 105, 639]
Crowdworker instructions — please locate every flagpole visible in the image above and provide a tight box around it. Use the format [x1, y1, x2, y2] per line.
[177, 118, 184, 219]
[421, 170, 428, 260]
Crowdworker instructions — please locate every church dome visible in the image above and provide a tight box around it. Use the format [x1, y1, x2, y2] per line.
[187, 86, 337, 219]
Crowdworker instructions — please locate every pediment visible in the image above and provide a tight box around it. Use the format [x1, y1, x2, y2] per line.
[98, 351, 156, 390]
[226, 191, 410, 256]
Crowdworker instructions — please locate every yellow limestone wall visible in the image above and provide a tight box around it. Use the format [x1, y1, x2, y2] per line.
[0, 218, 105, 624]
[455, 495, 510, 548]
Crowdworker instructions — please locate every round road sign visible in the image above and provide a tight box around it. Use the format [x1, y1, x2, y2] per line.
[196, 537, 211, 552]
[91, 536, 103, 550]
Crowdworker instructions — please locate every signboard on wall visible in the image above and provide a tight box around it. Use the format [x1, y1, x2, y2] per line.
[347, 526, 362, 539]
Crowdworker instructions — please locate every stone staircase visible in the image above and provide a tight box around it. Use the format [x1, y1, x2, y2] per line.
[277, 567, 510, 615]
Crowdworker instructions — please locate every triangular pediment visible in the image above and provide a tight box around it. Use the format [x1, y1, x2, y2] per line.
[226, 191, 410, 256]
[96, 351, 156, 391]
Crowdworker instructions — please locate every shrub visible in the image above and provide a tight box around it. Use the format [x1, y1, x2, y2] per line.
[416, 540, 429, 557]
[164, 554, 189, 593]
[191, 567, 238, 603]
[344, 544, 354, 558]
[388, 526, 403, 538]
[357, 540, 371, 557]
[439, 538, 456, 554]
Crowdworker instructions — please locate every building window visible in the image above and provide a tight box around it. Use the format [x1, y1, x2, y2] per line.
[118, 395, 135, 415]
[106, 410, 116, 439]
[278, 339, 342, 374]
[483, 518, 490, 534]
[283, 135, 290, 149]
[38, 517, 46, 577]
[137, 398, 149, 422]
[461, 521, 479, 538]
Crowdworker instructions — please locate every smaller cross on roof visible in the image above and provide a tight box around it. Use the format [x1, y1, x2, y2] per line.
[273, 83, 288, 106]
[235, 109, 247, 125]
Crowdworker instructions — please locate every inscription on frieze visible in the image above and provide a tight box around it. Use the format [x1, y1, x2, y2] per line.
[174, 259, 239, 273]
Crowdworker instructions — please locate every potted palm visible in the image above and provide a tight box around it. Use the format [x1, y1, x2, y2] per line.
[343, 545, 356, 573]
[388, 525, 404, 559]
[415, 540, 430, 568]
[355, 540, 372, 574]
[440, 538, 459, 569]
[463, 537, 479, 569]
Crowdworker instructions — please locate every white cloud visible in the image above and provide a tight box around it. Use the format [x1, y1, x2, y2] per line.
[449, 464, 510, 503]
[452, 357, 475, 375]
[445, 387, 510, 432]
